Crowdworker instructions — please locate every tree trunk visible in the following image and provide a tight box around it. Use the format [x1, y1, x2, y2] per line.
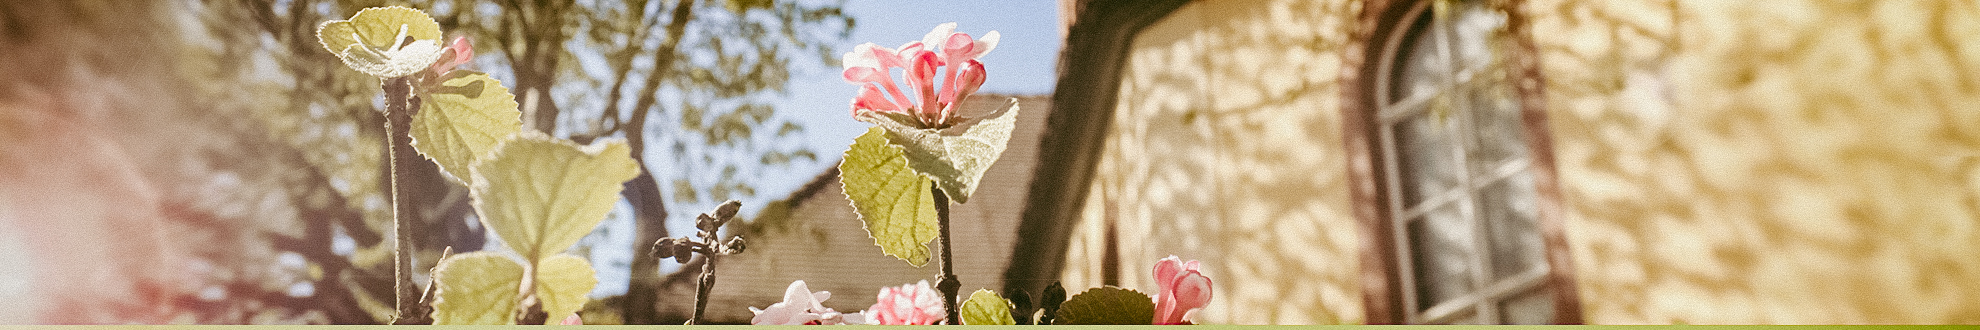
[619, 170, 671, 324]
[618, 0, 697, 324]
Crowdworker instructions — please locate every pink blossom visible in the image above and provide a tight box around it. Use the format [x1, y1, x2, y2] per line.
[750, 280, 866, 325]
[428, 36, 473, 75]
[560, 314, 583, 325]
[842, 23, 999, 128]
[1152, 256, 1212, 325]
[865, 280, 945, 325]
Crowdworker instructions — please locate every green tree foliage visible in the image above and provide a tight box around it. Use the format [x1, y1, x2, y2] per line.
[411, 0, 850, 323]
[191, 0, 848, 324]
[188, 0, 479, 323]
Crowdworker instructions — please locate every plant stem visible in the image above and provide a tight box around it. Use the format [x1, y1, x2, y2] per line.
[690, 253, 717, 325]
[383, 77, 429, 325]
[932, 184, 959, 325]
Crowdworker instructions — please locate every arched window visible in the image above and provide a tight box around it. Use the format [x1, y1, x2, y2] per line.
[1361, 0, 1577, 324]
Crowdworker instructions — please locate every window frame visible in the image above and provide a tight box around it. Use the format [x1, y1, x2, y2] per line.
[1340, 0, 1582, 324]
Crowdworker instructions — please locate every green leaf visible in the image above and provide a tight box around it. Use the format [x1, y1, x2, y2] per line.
[431, 251, 525, 325]
[860, 98, 1020, 203]
[532, 254, 598, 325]
[961, 289, 1016, 325]
[412, 70, 523, 186]
[1053, 286, 1155, 325]
[315, 6, 445, 77]
[838, 127, 939, 267]
[471, 132, 641, 261]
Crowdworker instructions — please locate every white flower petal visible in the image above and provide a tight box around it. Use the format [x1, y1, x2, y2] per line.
[789, 314, 825, 325]
[751, 302, 801, 325]
[345, 38, 443, 78]
[842, 43, 882, 69]
[921, 22, 958, 52]
[971, 31, 1000, 59]
[842, 311, 870, 325]
[783, 280, 817, 306]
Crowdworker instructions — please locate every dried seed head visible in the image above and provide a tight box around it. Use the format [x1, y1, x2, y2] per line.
[672, 243, 694, 264]
[714, 200, 742, 220]
[724, 236, 746, 254]
[696, 213, 717, 231]
[650, 237, 678, 260]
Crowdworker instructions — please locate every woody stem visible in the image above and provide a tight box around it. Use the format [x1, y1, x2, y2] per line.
[933, 184, 959, 325]
[690, 251, 718, 325]
[384, 77, 430, 325]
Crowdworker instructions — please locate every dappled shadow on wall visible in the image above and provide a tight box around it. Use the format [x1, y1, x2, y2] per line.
[1531, 0, 1980, 324]
[1067, 0, 1362, 324]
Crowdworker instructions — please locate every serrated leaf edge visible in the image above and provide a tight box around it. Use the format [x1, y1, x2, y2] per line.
[314, 6, 445, 77]
[838, 127, 937, 267]
[961, 289, 1017, 325]
[1054, 286, 1155, 325]
[864, 98, 1020, 204]
[411, 70, 523, 186]
[468, 131, 638, 261]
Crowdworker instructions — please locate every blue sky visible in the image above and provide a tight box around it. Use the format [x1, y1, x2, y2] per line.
[779, 0, 1063, 169]
[721, 0, 1064, 243]
[699, 0, 1064, 232]
[589, 0, 1063, 297]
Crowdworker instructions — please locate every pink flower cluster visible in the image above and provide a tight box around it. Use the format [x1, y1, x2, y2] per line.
[842, 23, 999, 128]
[747, 256, 1211, 326]
[1153, 256, 1212, 325]
[865, 280, 946, 325]
[748, 280, 945, 325]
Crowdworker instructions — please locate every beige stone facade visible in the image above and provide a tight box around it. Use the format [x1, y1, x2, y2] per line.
[1047, 0, 1980, 324]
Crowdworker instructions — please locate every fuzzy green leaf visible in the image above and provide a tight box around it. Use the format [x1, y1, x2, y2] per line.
[532, 254, 597, 325]
[860, 99, 1019, 203]
[470, 132, 640, 262]
[315, 6, 444, 77]
[961, 289, 1017, 325]
[1054, 286, 1155, 325]
[412, 70, 523, 186]
[431, 251, 524, 325]
[839, 127, 939, 267]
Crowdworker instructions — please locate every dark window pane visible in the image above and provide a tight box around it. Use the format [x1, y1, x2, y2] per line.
[1499, 286, 1555, 324]
[1408, 204, 1474, 311]
[1481, 171, 1545, 280]
[1389, 15, 1443, 103]
[1467, 85, 1528, 172]
[1448, 0, 1507, 72]
[1394, 113, 1460, 207]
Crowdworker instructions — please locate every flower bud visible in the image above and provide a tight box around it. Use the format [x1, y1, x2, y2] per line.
[427, 36, 473, 75]
[907, 50, 941, 117]
[940, 59, 987, 119]
[1040, 281, 1066, 325]
[715, 200, 742, 221]
[650, 237, 678, 260]
[1008, 289, 1034, 325]
[725, 236, 746, 254]
[673, 242, 695, 264]
[942, 33, 976, 63]
[696, 213, 717, 231]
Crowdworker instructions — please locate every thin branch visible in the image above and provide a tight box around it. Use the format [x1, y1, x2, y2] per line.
[933, 184, 959, 325]
[383, 76, 429, 325]
[689, 253, 718, 324]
